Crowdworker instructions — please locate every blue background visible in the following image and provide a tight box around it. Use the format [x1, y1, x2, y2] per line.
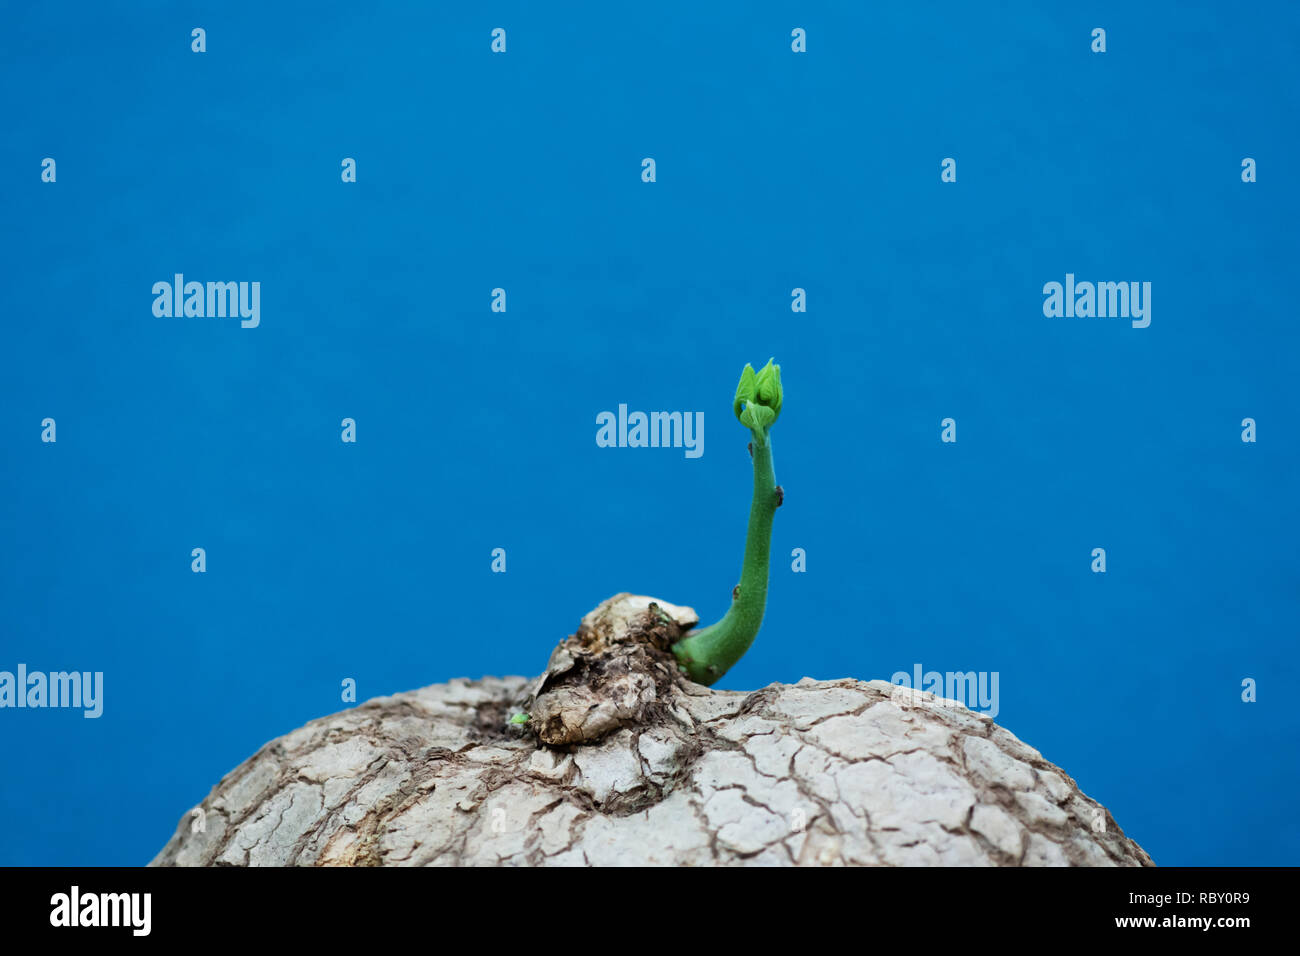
[2, 2, 1297, 866]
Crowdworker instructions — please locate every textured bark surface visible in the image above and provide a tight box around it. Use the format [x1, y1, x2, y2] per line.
[152, 594, 1154, 867]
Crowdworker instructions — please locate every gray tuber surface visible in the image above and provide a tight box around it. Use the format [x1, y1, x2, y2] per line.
[152, 594, 1154, 866]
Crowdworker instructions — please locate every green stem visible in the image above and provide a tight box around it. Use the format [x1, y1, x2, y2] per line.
[672, 429, 779, 685]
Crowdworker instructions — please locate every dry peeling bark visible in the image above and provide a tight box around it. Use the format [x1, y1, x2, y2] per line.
[152, 594, 1154, 867]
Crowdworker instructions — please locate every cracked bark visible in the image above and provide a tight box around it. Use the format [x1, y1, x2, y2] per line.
[151, 593, 1155, 867]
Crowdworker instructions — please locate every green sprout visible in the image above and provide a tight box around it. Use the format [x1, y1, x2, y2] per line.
[508, 712, 530, 725]
[671, 358, 784, 685]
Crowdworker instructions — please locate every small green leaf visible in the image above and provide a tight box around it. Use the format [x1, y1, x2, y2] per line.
[733, 363, 757, 420]
[508, 712, 530, 725]
[739, 403, 776, 431]
[754, 359, 782, 417]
